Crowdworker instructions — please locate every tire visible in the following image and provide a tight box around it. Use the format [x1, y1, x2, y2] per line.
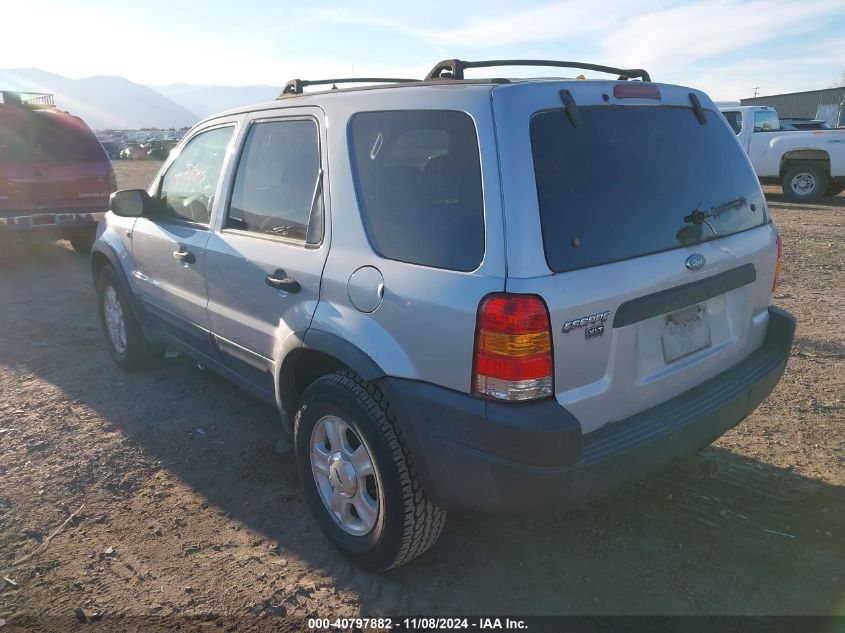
[781, 163, 828, 203]
[96, 265, 164, 371]
[294, 370, 446, 571]
[826, 182, 845, 197]
[68, 228, 96, 254]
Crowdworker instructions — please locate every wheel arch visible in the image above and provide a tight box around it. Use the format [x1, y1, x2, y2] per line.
[277, 330, 386, 429]
[90, 243, 149, 328]
[90, 248, 112, 282]
[779, 149, 831, 177]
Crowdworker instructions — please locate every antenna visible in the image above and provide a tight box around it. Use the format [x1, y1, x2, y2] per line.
[753, 87, 760, 97]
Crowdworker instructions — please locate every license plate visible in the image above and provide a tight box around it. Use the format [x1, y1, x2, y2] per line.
[662, 304, 711, 363]
[33, 214, 56, 226]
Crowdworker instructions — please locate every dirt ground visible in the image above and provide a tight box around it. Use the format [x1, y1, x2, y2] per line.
[0, 160, 843, 629]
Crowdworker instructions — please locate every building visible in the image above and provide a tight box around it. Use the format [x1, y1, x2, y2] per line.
[741, 87, 845, 127]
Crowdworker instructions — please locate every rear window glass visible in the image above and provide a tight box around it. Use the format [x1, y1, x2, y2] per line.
[0, 111, 105, 163]
[753, 110, 780, 132]
[349, 110, 484, 271]
[530, 107, 766, 273]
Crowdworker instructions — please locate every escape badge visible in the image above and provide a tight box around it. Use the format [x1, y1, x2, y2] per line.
[562, 311, 610, 339]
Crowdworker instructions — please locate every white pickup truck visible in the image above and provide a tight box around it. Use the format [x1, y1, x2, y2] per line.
[720, 105, 845, 202]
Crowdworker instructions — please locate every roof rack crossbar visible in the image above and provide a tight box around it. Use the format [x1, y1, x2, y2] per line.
[280, 77, 419, 97]
[425, 59, 651, 83]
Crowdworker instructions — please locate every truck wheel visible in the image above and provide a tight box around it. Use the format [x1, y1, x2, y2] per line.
[294, 370, 446, 571]
[69, 228, 96, 254]
[782, 164, 828, 203]
[96, 265, 164, 371]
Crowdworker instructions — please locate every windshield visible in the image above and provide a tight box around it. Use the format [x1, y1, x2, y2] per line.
[530, 106, 766, 273]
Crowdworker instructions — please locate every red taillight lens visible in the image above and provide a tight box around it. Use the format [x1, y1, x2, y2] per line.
[772, 230, 783, 292]
[613, 83, 661, 99]
[473, 294, 553, 401]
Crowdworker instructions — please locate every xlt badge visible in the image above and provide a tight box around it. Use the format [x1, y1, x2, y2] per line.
[562, 311, 610, 338]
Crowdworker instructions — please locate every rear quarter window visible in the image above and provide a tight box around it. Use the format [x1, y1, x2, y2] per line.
[349, 110, 484, 272]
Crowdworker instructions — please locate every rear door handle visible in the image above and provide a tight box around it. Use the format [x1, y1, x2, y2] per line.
[265, 269, 301, 293]
[173, 248, 196, 264]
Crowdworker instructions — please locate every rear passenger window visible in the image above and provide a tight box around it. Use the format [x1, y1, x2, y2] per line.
[349, 111, 484, 271]
[227, 119, 322, 243]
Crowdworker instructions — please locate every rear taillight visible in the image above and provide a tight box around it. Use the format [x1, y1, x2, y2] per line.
[772, 230, 783, 292]
[473, 294, 553, 401]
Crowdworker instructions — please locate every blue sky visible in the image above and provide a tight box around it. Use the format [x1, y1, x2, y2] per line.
[4, 0, 844, 99]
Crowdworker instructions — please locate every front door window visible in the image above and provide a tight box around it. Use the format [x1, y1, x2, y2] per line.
[157, 126, 234, 224]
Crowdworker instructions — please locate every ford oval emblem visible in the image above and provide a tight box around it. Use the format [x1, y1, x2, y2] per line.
[686, 253, 706, 271]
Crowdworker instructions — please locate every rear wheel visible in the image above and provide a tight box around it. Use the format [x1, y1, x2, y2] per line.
[294, 370, 446, 571]
[781, 163, 828, 203]
[96, 265, 163, 370]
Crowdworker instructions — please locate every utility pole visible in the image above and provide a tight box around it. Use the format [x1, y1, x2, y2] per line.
[753, 86, 760, 97]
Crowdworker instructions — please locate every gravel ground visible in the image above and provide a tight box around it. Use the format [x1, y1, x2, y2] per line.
[0, 161, 842, 630]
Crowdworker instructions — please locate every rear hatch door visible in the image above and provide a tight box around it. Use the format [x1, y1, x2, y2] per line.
[32, 111, 112, 209]
[0, 109, 111, 214]
[493, 81, 777, 433]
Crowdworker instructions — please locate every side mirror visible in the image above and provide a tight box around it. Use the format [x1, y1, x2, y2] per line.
[110, 189, 152, 218]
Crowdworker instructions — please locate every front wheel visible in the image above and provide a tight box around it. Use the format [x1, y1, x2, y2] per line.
[96, 265, 164, 370]
[294, 371, 446, 571]
[782, 163, 828, 203]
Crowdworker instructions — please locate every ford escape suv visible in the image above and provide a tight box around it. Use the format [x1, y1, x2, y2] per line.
[90, 59, 795, 571]
[1, 91, 114, 253]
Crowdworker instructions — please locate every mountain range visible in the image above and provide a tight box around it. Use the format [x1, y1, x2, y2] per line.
[0, 68, 280, 129]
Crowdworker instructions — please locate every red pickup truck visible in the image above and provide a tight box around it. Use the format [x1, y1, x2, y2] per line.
[0, 91, 115, 253]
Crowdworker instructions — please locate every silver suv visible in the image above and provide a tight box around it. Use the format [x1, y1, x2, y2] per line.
[91, 59, 796, 571]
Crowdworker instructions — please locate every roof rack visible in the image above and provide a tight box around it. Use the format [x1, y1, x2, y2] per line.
[425, 59, 651, 82]
[0, 90, 55, 108]
[279, 77, 418, 97]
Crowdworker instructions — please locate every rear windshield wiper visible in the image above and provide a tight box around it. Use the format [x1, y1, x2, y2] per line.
[683, 196, 747, 236]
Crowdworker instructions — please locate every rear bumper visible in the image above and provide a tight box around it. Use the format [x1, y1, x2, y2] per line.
[378, 306, 796, 513]
[0, 211, 105, 235]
